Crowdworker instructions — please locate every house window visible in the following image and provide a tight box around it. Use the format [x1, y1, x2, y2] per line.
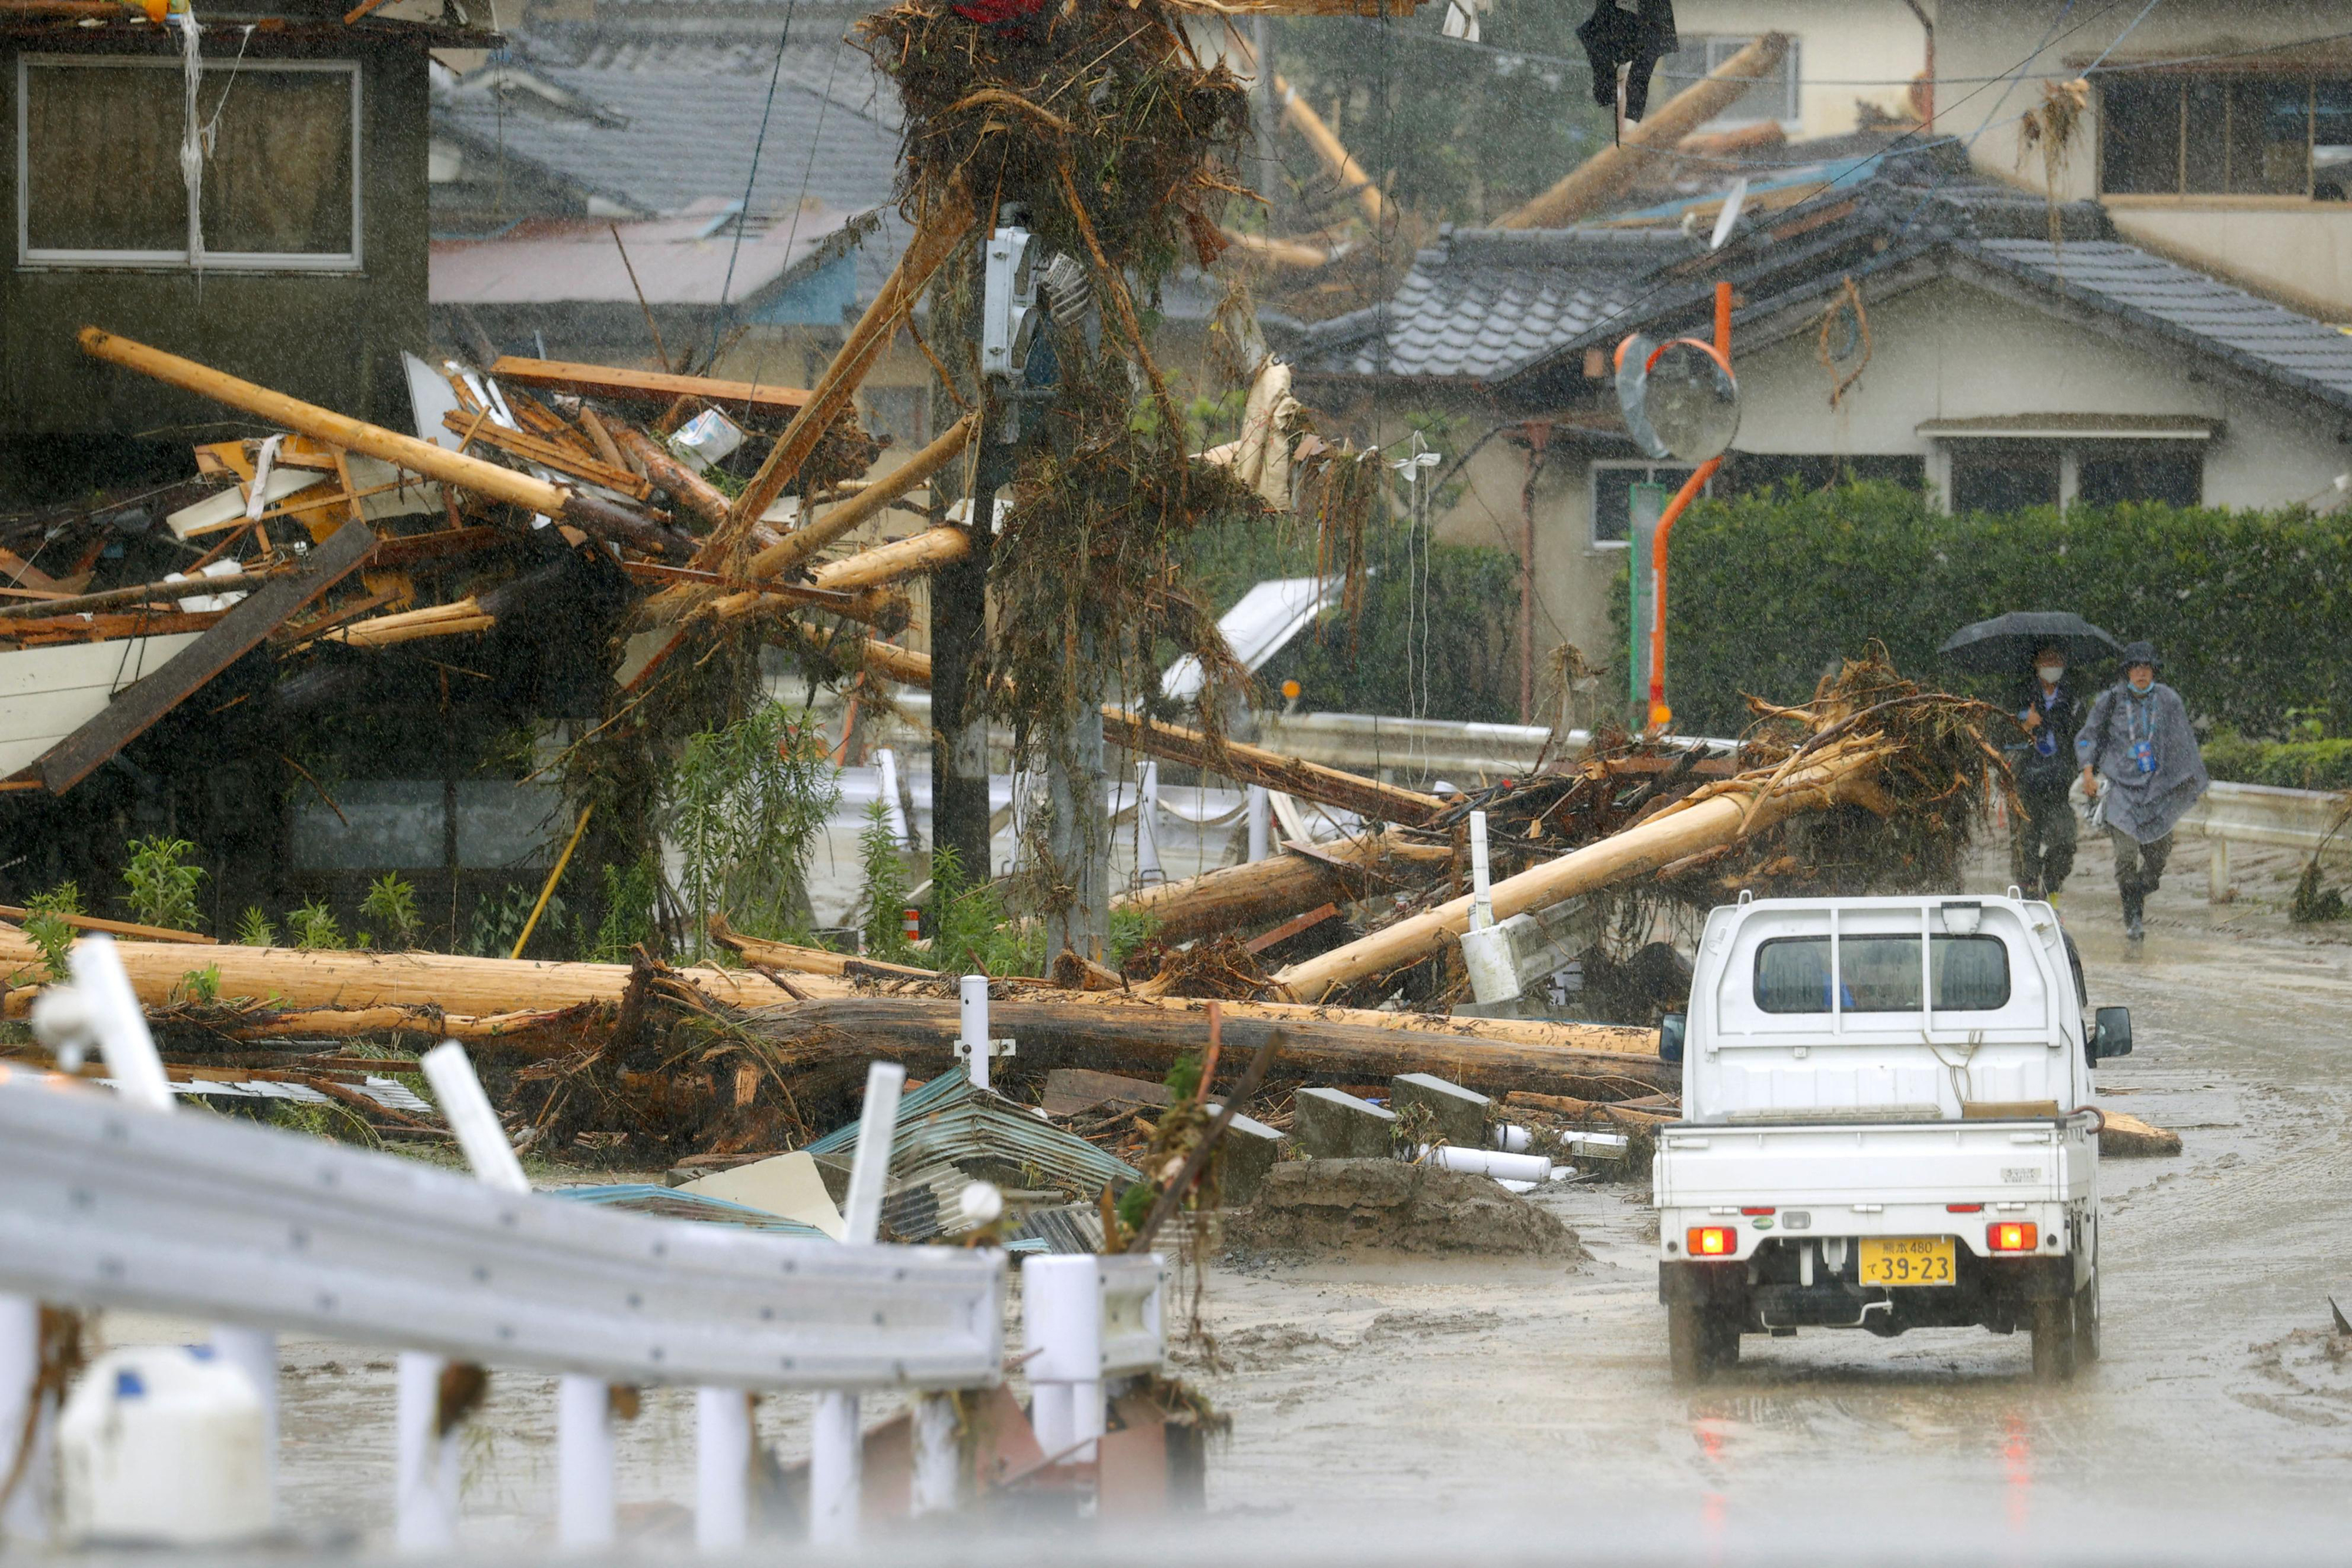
[1949, 446, 2059, 514]
[1592, 462, 1699, 547]
[2099, 73, 2352, 199]
[18, 56, 360, 268]
[2076, 447, 2203, 508]
[1654, 36, 1801, 127]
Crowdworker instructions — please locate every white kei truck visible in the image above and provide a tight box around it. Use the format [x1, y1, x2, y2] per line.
[1652, 893, 2133, 1385]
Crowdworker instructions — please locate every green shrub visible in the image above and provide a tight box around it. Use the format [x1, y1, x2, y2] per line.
[287, 900, 348, 951]
[1621, 483, 2352, 740]
[359, 873, 422, 950]
[235, 907, 278, 948]
[122, 835, 205, 933]
[669, 705, 838, 957]
[589, 856, 660, 963]
[21, 882, 82, 979]
[927, 842, 1044, 977]
[857, 800, 914, 965]
[2202, 731, 2352, 793]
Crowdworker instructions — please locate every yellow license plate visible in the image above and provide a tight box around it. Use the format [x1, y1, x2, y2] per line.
[1859, 1236, 1955, 1288]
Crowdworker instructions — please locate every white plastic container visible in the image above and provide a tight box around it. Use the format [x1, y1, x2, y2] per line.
[59, 1345, 269, 1544]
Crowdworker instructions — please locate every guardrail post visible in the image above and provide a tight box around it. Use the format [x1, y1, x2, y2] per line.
[395, 1352, 460, 1552]
[694, 1389, 752, 1551]
[0, 1293, 51, 1543]
[1245, 785, 1270, 863]
[1135, 760, 1165, 885]
[2209, 835, 2231, 904]
[211, 1325, 278, 1516]
[556, 1376, 616, 1550]
[1021, 1256, 1103, 1463]
[910, 1393, 960, 1513]
[960, 975, 991, 1092]
[810, 1062, 906, 1546]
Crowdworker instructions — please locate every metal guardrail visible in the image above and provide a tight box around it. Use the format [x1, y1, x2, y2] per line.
[2176, 780, 2351, 901]
[0, 1066, 1003, 1390]
[1253, 712, 1738, 783]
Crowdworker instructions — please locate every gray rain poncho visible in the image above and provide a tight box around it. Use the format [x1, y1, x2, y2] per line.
[2075, 680, 2210, 843]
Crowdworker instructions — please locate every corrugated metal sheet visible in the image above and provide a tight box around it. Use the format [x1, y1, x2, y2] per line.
[808, 1072, 1140, 1201]
[552, 1184, 832, 1238]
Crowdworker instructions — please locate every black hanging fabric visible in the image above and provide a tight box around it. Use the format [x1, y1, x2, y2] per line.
[1575, 0, 1679, 122]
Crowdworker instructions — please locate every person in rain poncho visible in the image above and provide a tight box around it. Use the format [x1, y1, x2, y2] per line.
[2077, 641, 2210, 941]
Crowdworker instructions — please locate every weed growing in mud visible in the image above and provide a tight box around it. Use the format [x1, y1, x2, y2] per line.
[122, 835, 205, 933]
[360, 873, 422, 949]
[235, 907, 277, 948]
[21, 883, 82, 978]
[857, 800, 914, 964]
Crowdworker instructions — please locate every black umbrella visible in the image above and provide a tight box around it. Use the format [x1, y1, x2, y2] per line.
[1937, 611, 2122, 676]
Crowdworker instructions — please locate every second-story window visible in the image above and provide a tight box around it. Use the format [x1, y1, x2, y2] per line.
[1653, 36, 1801, 128]
[2100, 72, 2352, 199]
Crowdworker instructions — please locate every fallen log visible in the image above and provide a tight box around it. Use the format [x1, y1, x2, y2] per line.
[1504, 1089, 1675, 1127]
[709, 919, 943, 982]
[2099, 1109, 2183, 1158]
[723, 193, 978, 537]
[799, 628, 1446, 827]
[740, 995, 1675, 1102]
[1023, 988, 1659, 1057]
[1112, 829, 1451, 945]
[77, 328, 696, 561]
[485, 357, 813, 418]
[0, 933, 846, 1016]
[1273, 744, 1893, 1002]
[611, 424, 732, 530]
[1497, 33, 1792, 229]
[745, 413, 977, 581]
[0, 566, 292, 621]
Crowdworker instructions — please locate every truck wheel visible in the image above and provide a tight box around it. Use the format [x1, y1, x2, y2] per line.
[2073, 1274, 2101, 1365]
[2030, 1298, 2076, 1383]
[1705, 1311, 1742, 1370]
[1668, 1305, 1710, 1386]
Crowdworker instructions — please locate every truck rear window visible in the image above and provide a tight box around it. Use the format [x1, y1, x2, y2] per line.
[1753, 935, 2012, 1014]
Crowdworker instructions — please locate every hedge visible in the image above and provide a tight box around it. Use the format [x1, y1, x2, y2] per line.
[1622, 483, 2352, 747]
[2201, 733, 2352, 794]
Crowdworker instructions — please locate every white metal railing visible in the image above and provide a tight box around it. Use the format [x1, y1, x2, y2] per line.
[1253, 711, 1738, 784]
[0, 938, 1166, 1550]
[2177, 779, 2352, 901]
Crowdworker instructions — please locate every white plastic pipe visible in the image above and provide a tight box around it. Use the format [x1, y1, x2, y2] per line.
[693, 1388, 751, 1553]
[911, 1392, 959, 1514]
[1135, 760, 1165, 885]
[395, 1352, 460, 1553]
[556, 1376, 615, 1550]
[959, 975, 990, 1092]
[1245, 784, 1270, 863]
[876, 747, 911, 847]
[0, 1293, 51, 1544]
[1419, 1145, 1554, 1183]
[1489, 1123, 1532, 1153]
[1468, 810, 1493, 931]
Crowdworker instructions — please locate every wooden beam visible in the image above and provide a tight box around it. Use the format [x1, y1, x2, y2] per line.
[0, 905, 216, 944]
[486, 357, 813, 417]
[38, 520, 376, 795]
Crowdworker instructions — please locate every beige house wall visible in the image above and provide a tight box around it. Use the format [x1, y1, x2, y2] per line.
[1934, 0, 2350, 313]
[1672, 0, 1932, 139]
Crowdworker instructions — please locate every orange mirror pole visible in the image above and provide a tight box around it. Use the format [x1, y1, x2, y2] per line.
[1647, 282, 1735, 730]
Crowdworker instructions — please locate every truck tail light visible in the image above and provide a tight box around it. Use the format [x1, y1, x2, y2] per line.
[1688, 1226, 1736, 1257]
[1987, 1221, 2039, 1253]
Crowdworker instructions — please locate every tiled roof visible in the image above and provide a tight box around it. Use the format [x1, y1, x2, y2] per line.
[1296, 229, 1698, 380]
[1964, 239, 2352, 413]
[434, 38, 905, 221]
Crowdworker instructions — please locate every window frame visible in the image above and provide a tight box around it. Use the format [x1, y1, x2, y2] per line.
[1752, 933, 2014, 1016]
[16, 53, 363, 272]
[1589, 459, 1702, 550]
[1655, 35, 1803, 129]
[2097, 69, 2347, 203]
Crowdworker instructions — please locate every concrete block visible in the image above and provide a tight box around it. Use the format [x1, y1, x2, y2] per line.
[1292, 1087, 1395, 1161]
[1390, 1072, 1491, 1149]
[1207, 1104, 1288, 1205]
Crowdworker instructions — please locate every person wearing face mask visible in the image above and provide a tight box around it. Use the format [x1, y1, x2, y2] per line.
[2077, 641, 2210, 941]
[2009, 644, 2083, 900]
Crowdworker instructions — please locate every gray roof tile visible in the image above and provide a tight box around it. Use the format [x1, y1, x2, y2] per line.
[1966, 239, 2352, 412]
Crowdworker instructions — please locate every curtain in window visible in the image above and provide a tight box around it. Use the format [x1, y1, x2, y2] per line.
[23, 65, 186, 252]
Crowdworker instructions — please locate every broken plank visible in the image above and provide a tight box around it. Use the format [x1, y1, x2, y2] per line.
[0, 905, 216, 944]
[487, 357, 813, 417]
[39, 520, 375, 795]
[1242, 901, 1341, 955]
[440, 412, 652, 501]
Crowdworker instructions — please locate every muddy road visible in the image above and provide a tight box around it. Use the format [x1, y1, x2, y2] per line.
[1187, 834, 2352, 1523]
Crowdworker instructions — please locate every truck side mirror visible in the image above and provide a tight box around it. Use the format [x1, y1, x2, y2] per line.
[1659, 1012, 1686, 1064]
[2093, 1005, 2133, 1060]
